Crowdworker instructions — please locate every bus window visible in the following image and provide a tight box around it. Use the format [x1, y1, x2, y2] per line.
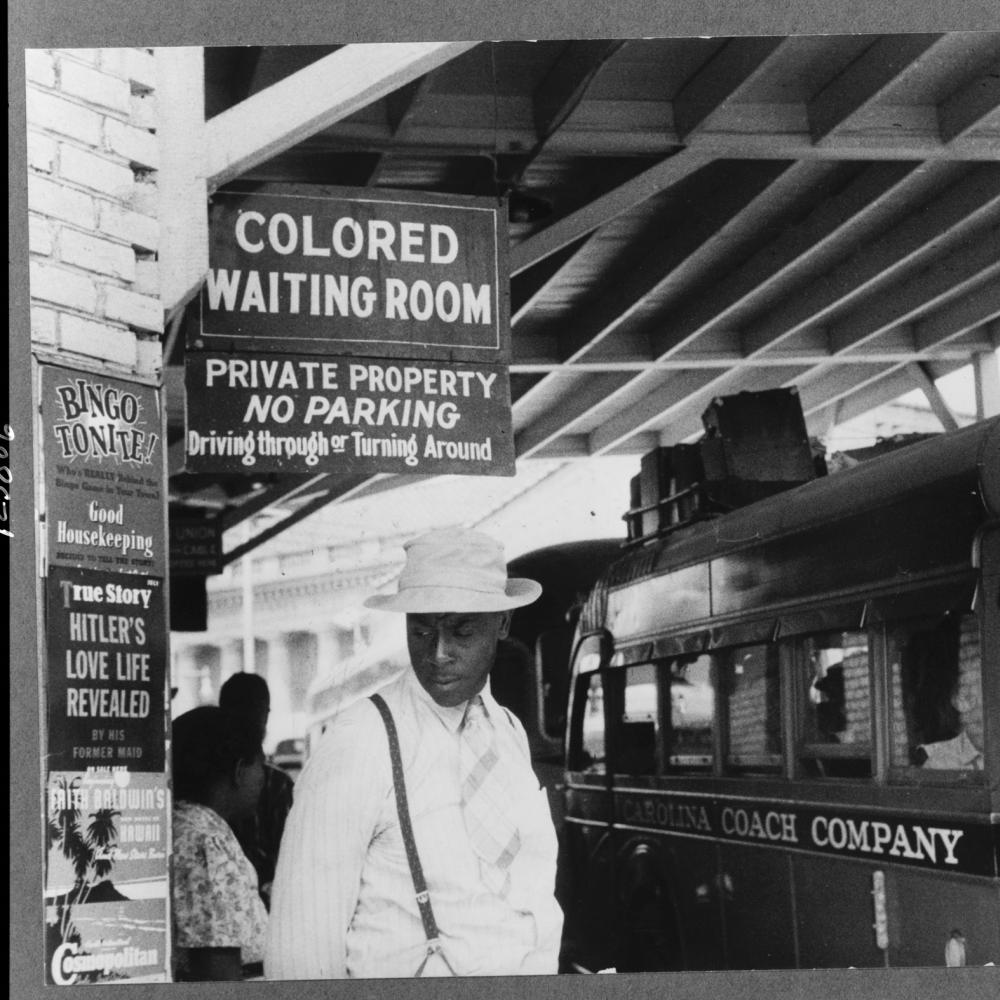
[798, 632, 873, 779]
[723, 644, 781, 772]
[619, 664, 659, 775]
[668, 655, 714, 769]
[889, 612, 985, 774]
[568, 672, 607, 774]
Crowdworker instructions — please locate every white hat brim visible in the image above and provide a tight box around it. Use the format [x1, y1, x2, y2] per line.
[364, 577, 541, 613]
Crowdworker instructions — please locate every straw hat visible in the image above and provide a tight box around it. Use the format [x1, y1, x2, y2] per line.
[363, 529, 541, 613]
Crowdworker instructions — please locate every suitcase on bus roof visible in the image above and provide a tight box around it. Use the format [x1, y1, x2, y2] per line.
[638, 443, 705, 537]
[700, 388, 815, 484]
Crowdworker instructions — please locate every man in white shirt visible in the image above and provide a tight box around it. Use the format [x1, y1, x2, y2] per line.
[265, 529, 564, 979]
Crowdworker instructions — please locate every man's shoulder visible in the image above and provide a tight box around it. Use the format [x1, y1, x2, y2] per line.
[305, 686, 400, 762]
[483, 692, 526, 734]
[294, 692, 401, 797]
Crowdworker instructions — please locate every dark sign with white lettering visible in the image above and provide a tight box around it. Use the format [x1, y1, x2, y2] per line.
[45, 567, 168, 773]
[196, 187, 508, 362]
[187, 187, 515, 476]
[41, 365, 165, 577]
[613, 790, 997, 878]
[169, 515, 223, 575]
[184, 350, 515, 475]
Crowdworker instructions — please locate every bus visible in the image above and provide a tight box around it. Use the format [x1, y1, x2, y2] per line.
[555, 415, 1000, 972]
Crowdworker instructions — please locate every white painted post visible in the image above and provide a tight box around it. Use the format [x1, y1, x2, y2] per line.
[154, 47, 208, 319]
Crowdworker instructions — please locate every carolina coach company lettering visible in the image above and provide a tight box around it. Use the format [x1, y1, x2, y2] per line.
[614, 792, 991, 876]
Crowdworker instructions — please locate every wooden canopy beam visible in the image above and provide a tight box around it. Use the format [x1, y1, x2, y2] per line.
[509, 149, 712, 275]
[205, 42, 478, 190]
[672, 36, 788, 140]
[807, 34, 944, 143]
[938, 71, 1000, 143]
[905, 362, 961, 430]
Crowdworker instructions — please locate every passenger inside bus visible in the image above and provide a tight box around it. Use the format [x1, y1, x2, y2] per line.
[808, 648, 847, 741]
[892, 613, 984, 771]
[799, 632, 872, 779]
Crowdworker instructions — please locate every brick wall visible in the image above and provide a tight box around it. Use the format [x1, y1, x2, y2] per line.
[726, 645, 781, 758]
[840, 640, 871, 745]
[26, 48, 162, 375]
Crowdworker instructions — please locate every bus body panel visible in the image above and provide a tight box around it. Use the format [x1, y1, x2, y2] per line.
[719, 842, 797, 969]
[612, 829, 724, 972]
[887, 867, 1000, 967]
[792, 855, 887, 967]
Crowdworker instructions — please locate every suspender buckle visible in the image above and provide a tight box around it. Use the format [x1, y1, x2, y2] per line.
[415, 938, 458, 978]
[415, 890, 430, 904]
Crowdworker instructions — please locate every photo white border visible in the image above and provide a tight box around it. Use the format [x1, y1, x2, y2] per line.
[10, 4, 1000, 1000]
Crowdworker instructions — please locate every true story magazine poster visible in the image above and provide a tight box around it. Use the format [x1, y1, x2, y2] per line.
[9, 2, 1000, 1000]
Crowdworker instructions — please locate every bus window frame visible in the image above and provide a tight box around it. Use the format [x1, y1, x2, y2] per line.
[563, 629, 614, 780]
[600, 656, 720, 778]
[880, 607, 987, 787]
[567, 668, 611, 776]
[791, 629, 876, 782]
[666, 654, 716, 773]
[573, 577, 991, 790]
[619, 661, 662, 778]
[719, 642, 784, 775]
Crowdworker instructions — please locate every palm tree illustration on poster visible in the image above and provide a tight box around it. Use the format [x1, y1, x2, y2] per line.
[46, 776, 122, 977]
[43, 769, 170, 985]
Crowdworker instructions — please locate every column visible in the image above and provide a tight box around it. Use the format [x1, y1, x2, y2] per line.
[170, 644, 202, 718]
[263, 632, 294, 748]
[219, 637, 244, 684]
[314, 625, 340, 688]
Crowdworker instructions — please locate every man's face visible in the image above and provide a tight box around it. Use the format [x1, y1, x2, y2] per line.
[406, 611, 510, 707]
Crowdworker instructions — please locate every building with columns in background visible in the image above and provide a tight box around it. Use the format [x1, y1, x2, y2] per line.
[170, 529, 412, 751]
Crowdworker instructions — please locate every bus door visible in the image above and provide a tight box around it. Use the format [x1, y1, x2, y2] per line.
[781, 626, 889, 968]
[711, 641, 801, 969]
[611, 658, 725, 972]
[609, 647, 810, 971]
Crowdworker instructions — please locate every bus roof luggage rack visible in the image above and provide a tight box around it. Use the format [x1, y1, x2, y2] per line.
[625, 388, 822, 547]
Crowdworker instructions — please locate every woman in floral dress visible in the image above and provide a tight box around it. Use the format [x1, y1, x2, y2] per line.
[171, 706, 269, 981]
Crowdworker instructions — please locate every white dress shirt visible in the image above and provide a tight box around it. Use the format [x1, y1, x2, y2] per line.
[265, 670, 563, 979]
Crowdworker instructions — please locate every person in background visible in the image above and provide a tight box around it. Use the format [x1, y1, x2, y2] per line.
[171, 706, 269, 981]
[266, 529, 563, 979]
[219, 672, 295, 908]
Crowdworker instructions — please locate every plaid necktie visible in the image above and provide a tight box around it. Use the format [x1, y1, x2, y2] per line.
[459, 696, 521, 896]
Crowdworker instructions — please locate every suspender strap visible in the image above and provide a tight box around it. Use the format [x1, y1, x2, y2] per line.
[369, 694, 440, 946]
